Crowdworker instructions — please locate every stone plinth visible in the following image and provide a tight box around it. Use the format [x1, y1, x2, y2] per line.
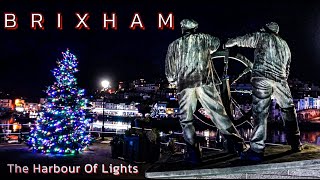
[145, 143, 320, 179]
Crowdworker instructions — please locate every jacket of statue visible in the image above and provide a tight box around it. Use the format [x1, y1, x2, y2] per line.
[165, 32, 220, 92]
[232, 32, 291, 82]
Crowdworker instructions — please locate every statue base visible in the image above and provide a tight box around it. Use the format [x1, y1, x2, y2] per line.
[145, 143, 320, 179]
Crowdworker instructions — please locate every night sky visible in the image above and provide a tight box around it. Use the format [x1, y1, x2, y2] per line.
[0, 0, 319, 100]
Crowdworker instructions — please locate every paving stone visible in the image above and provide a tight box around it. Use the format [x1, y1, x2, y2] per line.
[288, 169, 320, 177]
[145, 159, 320, 179]
[245, 173, 318, 179]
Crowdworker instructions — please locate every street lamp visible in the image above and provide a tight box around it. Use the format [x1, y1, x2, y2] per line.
[101, 80, 110, 90]
[101, 80, 110, 140]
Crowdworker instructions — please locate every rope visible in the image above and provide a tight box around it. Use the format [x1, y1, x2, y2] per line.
[206, 57, 222, 86]
[193, 113, 216, 128]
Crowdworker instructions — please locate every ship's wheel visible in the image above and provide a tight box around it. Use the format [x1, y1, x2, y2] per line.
[193, 49, 254, 128]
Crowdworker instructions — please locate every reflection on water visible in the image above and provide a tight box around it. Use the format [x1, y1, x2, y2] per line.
[301, 131, 320, 145]
[0, 116, 15, 124]
[197, 128, 320, 148]
[2, 115, 320, 147]
[0, 117, 15, 132]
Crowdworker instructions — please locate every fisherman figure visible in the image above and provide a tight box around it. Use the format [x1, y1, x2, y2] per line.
[226, 22, 303, 162]
[165, 19, 247, 164]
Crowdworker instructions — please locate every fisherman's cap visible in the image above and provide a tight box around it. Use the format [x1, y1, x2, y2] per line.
[180, 19, 198, 30]
[265, 22, 279, 34]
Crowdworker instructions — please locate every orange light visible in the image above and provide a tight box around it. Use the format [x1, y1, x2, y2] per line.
[15, 99, 20, 105]
[13, 123, 22, 131]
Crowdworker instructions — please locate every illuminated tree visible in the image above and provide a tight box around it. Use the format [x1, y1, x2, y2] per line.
[28, 49, 91, 154]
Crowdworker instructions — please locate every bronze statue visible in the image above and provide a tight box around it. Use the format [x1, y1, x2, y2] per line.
[226, 22, 302, 162]
[165, 19, 247, 164]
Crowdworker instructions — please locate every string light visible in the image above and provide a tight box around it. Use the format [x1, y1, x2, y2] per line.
[28, 49, 92, 154]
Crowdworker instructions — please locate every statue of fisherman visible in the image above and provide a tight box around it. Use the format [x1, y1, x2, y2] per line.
[165, 19, 247, 164]
[226, 22, 302, 162]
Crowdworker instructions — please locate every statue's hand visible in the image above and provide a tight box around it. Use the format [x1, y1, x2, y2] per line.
[225, 39, 237, 48]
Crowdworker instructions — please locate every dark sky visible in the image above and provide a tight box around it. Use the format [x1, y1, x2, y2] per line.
[0, 0, 319, 99]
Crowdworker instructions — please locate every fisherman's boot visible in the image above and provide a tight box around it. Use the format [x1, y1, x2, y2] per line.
[183, 125, 202, 165]
[288, 133, 303, 153]
[240, 148, 264, 163]
[223, 126, 248, 155]
[282, 107, 303, 152]
[185, 142, 202, 165]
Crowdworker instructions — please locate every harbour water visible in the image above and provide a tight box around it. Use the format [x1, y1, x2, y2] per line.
[196, 128, 320, 148]
[1, 115, 320, 148]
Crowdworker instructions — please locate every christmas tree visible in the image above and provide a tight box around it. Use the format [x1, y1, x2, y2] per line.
[28, 49, 91, 154]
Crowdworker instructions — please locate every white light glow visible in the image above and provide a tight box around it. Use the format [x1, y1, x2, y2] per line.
[204, 130, 210, 137]
[101, 80, 110, 89]
[92, 121, 131, 130]
[16, 107, 24, 112]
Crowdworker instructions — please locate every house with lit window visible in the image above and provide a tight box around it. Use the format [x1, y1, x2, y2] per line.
[295, 96, 320, 111]
[91, 100, 139, 117]
[151, 100, 179, 118]
[24, 102, 41, 112]
[14, 99, 25, 112]
[0, 99, 13, 110]
[131, 79, 160, 92]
